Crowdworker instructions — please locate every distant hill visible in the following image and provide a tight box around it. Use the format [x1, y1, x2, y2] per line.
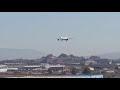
[98, 52, 120, 59]
[0, 48, 46, 60]
[40, 53, 86, 64]
[0, 53, 114, 65]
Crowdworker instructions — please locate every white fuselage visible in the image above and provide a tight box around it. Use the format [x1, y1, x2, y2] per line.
[60, 37, 69, 39]
[57, 37, 69, 41]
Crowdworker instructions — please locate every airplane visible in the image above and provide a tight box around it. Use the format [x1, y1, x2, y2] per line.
[57, 37, 73, 41]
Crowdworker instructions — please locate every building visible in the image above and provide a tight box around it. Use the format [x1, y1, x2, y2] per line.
[85, 59, 97, 65]
[35, 75, 104, 78]
[79, 75, 103, 78]
[40, 63, 65, 69]
[0, 65, 8, 72]
[89, 67, 94, 71]
[7, 68, 18, 71]
[18, 65, 42, 71]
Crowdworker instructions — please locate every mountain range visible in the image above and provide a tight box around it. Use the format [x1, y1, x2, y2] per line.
[0, 48, 46, 60]
[0, 48, 120, 61]
[99, 52, 120, 59]
[84, 52, 120, 60]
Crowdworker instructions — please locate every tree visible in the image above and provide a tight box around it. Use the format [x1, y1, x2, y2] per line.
[82, 67, 91, 75]
[61, 71, 66, 75]
[48, 69, 52, 75]
[89, 56, 100, 60]
[71, 67, 77, 75]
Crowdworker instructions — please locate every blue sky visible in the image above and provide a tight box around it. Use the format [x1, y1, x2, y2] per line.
[0, 12, 120, 56]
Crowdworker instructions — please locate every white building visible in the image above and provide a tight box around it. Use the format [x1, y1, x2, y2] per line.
[89, 67, 94, 71]
[116, 63, 120, 65]
[0, 65, 8, 72]
[40, 63, 65, 69]
[106, 70, 115, 73]
[7, 68, 18, 71]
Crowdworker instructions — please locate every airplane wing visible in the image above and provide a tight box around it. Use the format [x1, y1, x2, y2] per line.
[69, 38, 73, 39]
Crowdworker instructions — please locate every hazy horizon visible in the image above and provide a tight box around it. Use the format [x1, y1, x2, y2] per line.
[1, 12, 120, 56]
